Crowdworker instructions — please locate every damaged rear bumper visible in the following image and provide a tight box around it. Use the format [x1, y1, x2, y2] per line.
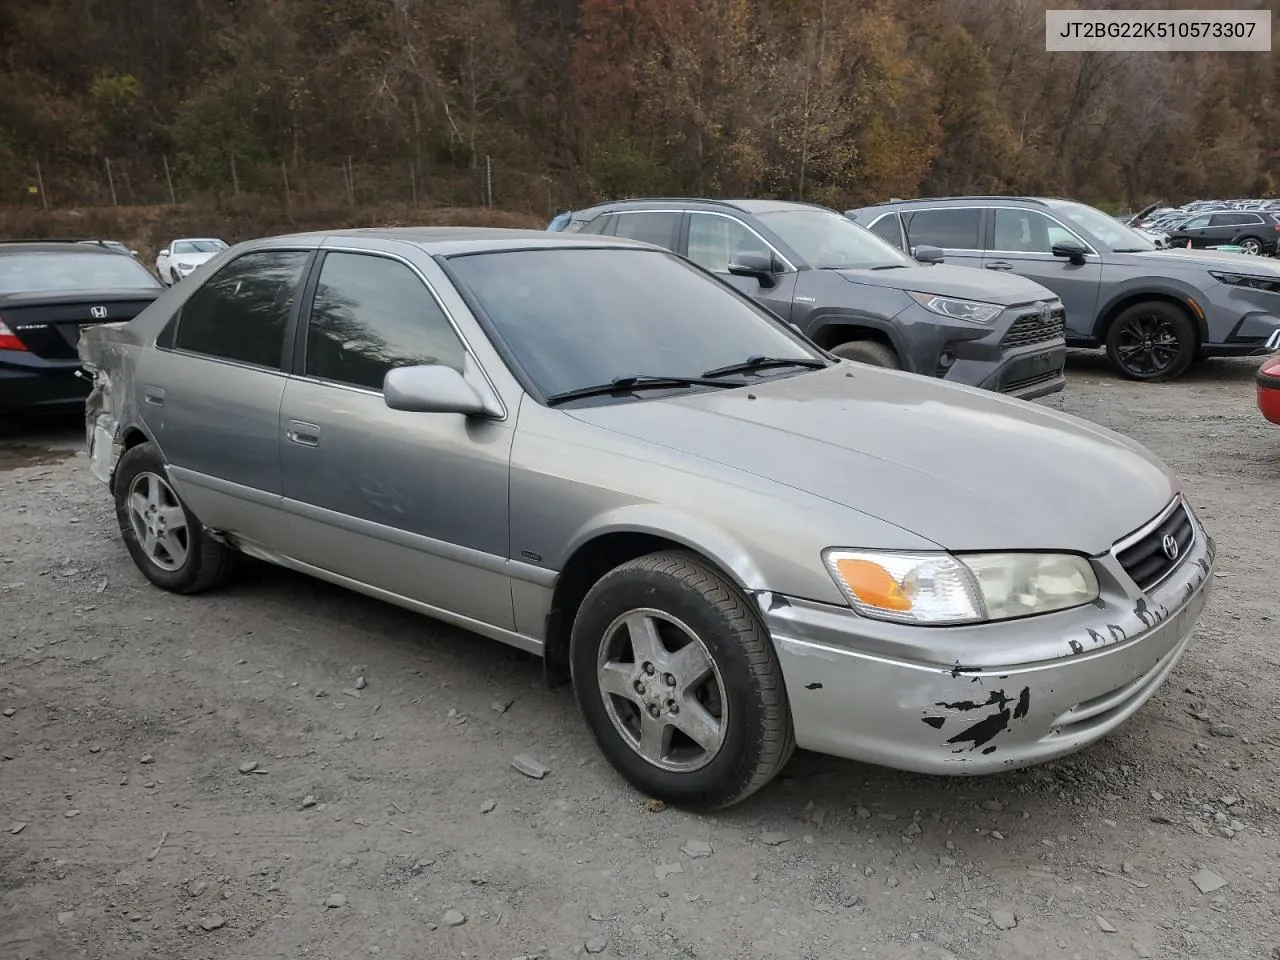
[757, 513, 1215, 776]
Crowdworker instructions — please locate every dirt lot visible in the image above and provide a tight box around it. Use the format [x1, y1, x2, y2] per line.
[2, 353, 1278, 960]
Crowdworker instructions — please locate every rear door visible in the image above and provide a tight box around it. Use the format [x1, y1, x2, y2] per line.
[143, 247, 313, 543]
[900, 207, 986, 268]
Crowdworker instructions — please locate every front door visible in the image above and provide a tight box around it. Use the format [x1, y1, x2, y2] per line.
[141, 248, 312, 541]
[684, 212, 798, 321]
[982, 208, 1103, 341]
[277, 249, 516, 630]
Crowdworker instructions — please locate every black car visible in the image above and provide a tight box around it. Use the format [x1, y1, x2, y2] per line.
[558, 198, 1067, 400]
[1166, 211, 1280, 256]
[0, 241, 163, 416]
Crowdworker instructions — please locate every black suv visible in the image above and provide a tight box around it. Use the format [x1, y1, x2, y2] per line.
[1166, 211, 1280, 256]
[561, 198, 1067, 400]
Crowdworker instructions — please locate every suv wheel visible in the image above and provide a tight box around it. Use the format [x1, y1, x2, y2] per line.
[570, 550, 794, 810]
[1105, 302, 1197, 381]
[1236, 236, 1263, 256]
[113, 442, 239, 593]
[830, 340, 902, 369]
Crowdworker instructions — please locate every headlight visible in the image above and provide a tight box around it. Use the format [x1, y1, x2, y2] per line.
[177, 262, 195, 271]
[823, 549, 1099, 625]
[1208, 270, 1280, 293]
[907, 292, 1003, 324]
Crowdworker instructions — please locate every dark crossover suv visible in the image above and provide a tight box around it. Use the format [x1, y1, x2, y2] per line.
[0, 240, 163, 415]
[562, 199, 1067, 400]
[1166, 210, 1280, 256]
[848, 197, 1280, 381]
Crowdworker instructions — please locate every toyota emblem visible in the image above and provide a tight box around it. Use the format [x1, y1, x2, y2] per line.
[1039, 302, 1052, 324]
[89, 306, 108, 319]
[1161, 534, 1179, 560]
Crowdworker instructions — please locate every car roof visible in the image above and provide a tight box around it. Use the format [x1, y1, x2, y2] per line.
[851, 197, 1054, 212]
[249, 226, 662, 256]
[567, 197, 832, 218]
[0, 240, 122, 255]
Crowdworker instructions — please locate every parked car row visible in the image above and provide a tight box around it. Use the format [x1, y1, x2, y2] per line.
[76, 225, 1218, 809]
[1127, 199, 1280, 257]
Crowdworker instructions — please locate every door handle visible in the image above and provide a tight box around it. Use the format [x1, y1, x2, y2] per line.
[143, 387, 165, 406]
[286, 420, 320, 447]
[985, 262, 1013, 271]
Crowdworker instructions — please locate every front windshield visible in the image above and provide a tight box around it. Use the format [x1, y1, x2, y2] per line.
[447, 248, 824, 401]
[0, 252, 161, 294]
[1052, 202, 1155, 253]
[754, 208, 914, 270]
[173, 239, 226, 254]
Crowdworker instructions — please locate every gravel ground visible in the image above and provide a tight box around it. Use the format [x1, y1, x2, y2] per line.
[2, 353, 1278, 960]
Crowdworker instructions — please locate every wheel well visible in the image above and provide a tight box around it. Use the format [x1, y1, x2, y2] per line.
[542, 532, 733, 686]
[1095, 294, 1202, 345]
[121, 428, 149, 450]
[809, 322, 896, 354]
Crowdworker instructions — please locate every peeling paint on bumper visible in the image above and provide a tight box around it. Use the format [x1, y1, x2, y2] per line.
[759, 510, 1215, 776]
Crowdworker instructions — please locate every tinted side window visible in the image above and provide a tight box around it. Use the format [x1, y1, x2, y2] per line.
[1181, 215, 1211, 229]
[174, 250, 309, 368]
[1209, 213, 1241, 226]
[577, 214, 613, 236]
[611, 212, 681, 249]
[903, 208, 982, 249]
[687, 214, 767, 272]
[867, 214, 904, 249]
[304, 252, 465, 391]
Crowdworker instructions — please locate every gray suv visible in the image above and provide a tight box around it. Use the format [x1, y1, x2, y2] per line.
[848, 196, 1280, 381]
[565, 199, 1067, 400]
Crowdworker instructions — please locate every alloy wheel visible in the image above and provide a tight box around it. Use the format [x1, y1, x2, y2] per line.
[1114, 314, 1182, 378]
[595, 608, 728, 772]
[1239, 238, 1262, 255]
[126, 471, 190, 572]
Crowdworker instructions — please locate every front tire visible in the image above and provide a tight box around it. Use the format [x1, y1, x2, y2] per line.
[1104, 302, 1197, 381]
[113, 442, 238, 593]
[830, 339, 902, 369]
[569, 551, 794, 810]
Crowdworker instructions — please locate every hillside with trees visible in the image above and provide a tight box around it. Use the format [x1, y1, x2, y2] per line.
[1, 0, 1277, 216]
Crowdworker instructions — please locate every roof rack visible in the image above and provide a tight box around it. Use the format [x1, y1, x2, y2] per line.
[0, 237, 117, 245]
[859, 196, 1048, 208]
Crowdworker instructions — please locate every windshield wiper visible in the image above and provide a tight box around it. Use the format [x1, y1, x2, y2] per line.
[701, 355, 828, 379]
[1112, 248, 1150, 253]
[545, 375, 744, 406]
[869, 264, 910, 270]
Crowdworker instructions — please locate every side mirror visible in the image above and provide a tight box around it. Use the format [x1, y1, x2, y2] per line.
[130, 249, 140, 257]
[912, 245, 945, 264]
[158, 249, 169, 258]
[1051, 239, 1088, 265]
[383, 363, 501, 418]
[727, 250, 778, 288]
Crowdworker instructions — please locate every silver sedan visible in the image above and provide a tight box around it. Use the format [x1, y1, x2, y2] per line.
[79, 228, 1215, 809]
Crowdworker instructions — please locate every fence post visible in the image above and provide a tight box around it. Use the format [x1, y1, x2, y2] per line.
[410, 164, 417, 206]
[485, 155, 493, 208]
[35, 160, 48, 210]
[346, 156, 355, 205]
[230, 156, 239, 195]
[105, 158, 118, 205]
[281, 161, 291, 207]
[162, 155, 176, 204]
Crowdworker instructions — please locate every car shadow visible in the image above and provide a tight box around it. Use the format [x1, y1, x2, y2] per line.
[0, 413, 84, 471]
[1065, 350, 1262, 384]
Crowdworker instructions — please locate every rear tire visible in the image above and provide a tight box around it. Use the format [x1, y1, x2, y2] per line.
[113, 442, 238, 594]
[1104, 302, 1197, 382]
[569, 550, 794, 810]
[830, 339, 902, 369]
[1236, 236, 1263, 256]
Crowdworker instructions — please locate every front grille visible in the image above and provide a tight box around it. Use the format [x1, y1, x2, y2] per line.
[1114, 499, 1195, 592]
[1002, 305, 1066, 349]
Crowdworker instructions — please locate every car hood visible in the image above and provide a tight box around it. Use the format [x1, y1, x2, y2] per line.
[567, 366, 1174, 554]
[835, 263, 1055, 306]
[1117, 247, 1280, 272]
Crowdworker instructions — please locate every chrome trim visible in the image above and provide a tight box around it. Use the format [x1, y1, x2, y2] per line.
[1265, 328, 1280, 351]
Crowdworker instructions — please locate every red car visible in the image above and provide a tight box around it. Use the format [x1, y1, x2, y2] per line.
[1259, 333, 1280, 425]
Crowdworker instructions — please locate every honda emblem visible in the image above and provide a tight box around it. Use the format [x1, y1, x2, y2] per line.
[1161, 534, 1179, 561]
[89, 306, 108, 319]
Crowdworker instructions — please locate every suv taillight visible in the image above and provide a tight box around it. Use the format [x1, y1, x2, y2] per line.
[0, 317, 29, 352]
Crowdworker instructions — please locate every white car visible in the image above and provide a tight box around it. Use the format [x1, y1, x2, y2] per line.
[155, 238, 228, 286]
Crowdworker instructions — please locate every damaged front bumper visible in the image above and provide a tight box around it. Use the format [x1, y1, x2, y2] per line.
[757, 507, 1215, 775]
